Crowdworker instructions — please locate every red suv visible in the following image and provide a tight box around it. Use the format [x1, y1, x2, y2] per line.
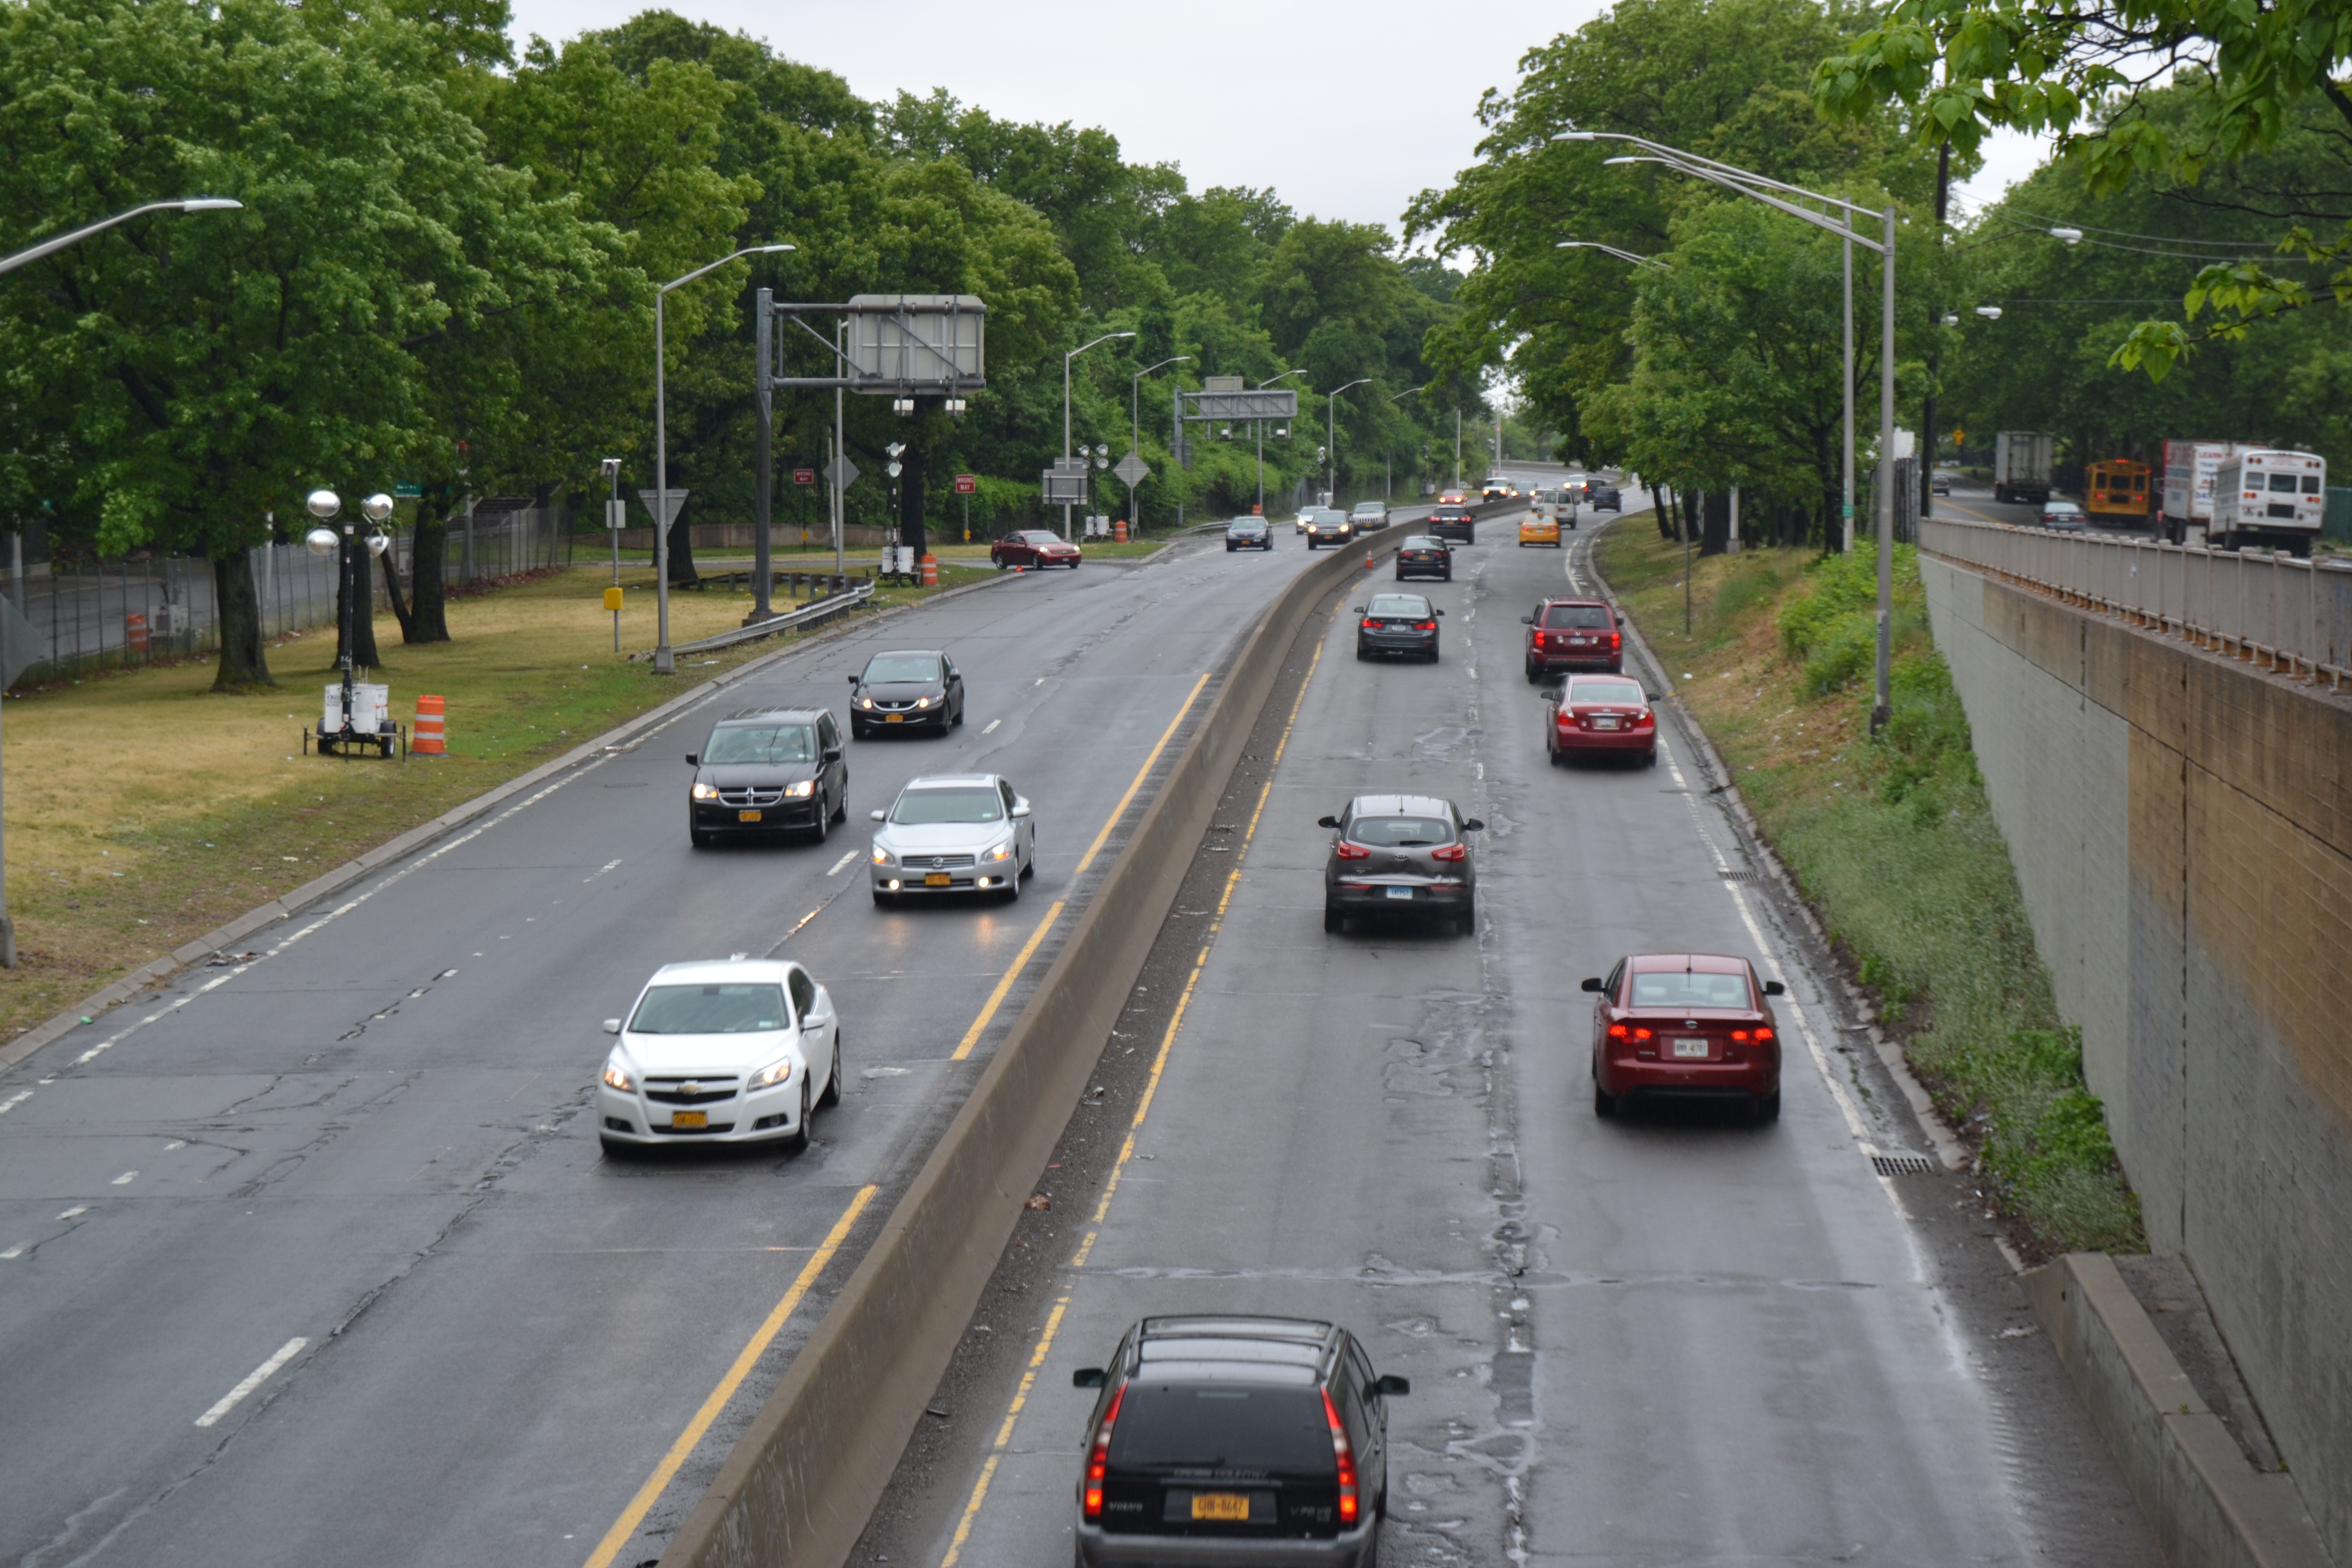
[1584, 953, 1786, 1121]
[1523, 597, 1621, 681]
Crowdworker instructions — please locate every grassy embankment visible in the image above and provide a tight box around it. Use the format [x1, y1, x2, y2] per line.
[0, 560, 968, 1043]
[1595, 522, 2143, 1257]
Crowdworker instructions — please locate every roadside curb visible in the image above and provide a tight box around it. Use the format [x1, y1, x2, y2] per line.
[2023, 1254, 2333, 1568]
[1583, 513, 1972, 1175]
[0, 570, 1018, 1083]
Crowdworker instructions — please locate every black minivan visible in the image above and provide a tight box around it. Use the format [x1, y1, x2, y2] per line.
[1073, 1315, 1406, 1568]
[684, 706, 848, 847]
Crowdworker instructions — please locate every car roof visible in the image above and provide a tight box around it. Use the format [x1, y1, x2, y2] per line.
[647, 957, 798, 985]
[1538, 595, 1609, 607]
[868, 648, 945, 659]
[898, 772, 1000, 790]
[718, 705, 828, 723]
[1348, 793, 1455, 818]
[1139, 1315, 1334, 1351]
[1628, 952, 1752, 974]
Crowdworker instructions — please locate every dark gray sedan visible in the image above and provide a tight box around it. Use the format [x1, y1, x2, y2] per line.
[1394, 535, 1452, 581]
[1354, 592, 1442, 660]
[1225, 516, 1273, 551]
[1318, 794, 1484, 936]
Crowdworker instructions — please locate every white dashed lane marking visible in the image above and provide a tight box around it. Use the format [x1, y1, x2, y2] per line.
[194, 1338, 309, 1428]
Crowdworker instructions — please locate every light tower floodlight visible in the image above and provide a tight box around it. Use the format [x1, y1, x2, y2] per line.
[306, 489, 341, 521]
[1975, 305, 2003, 320]
[360, 493, 396, 524]
[2050, 227, 2084, 244]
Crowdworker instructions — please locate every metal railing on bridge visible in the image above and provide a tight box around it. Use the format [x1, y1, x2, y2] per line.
[1919, 516, 2352, 687]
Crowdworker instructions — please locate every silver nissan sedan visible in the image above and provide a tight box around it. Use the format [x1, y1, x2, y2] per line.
[870, 773, 1036, 906]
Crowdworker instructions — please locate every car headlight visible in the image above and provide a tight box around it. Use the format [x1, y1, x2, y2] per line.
[691, 781, 718, 801]
[871, 845, 892, 865]
[601, 1056, 635, 1093]
[915, 695, 932, 709]
[858, 696, 874, 709]
[784, 780, 815, 798]
[983, 840, 1015, 862]
[750, 1056, 794, 1089]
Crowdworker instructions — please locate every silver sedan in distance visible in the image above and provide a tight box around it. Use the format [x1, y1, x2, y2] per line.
[870, 773, 1036, 906]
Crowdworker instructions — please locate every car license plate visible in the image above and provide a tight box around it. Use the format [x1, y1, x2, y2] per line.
[1594, 717, 1620, 730]
[886, 713, 904, 723]
[1191, 1493, 1250, 1522]
[1571, 637, 1592, 646]
[738, 810, 762, 822]
[925, 872, 952, 887]
[671, 1110, 707, 1128]
[1672, 1037, 1709, 1059]
[1385, 885, 1413, 900]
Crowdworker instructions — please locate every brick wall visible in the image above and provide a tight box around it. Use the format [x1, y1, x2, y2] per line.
[1921, 554, 2352, 1561]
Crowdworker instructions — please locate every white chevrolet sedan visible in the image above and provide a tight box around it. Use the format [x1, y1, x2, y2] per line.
[596, 958, 841, 1156]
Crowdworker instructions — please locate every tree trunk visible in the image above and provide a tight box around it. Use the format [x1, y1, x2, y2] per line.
[1656, 484, 1677, 541]
[900, 444, 927, 558]
[337, 538, 383, 670]
[405, 500, 451, 643]
[210, 548, 275, 693]
[667, 506, 698, 587]
[380, 543, 416, 643]
[1699, 490, 1731, 557]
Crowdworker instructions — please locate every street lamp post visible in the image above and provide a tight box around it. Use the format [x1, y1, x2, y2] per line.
[1131, 355, 1190, 536]
[0, 193, 242, 970]
[1384, 385, 1425, 499]
[1064, 332, 1135, 540]
[653, 243, 793, 675]
[1326, 379, 1371, 506]
[1563, 129, 1898, 730]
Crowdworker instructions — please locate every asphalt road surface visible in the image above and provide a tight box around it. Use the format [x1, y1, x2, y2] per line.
[0, 527, 1387, 1568]
[899, 509, 2164, 1568]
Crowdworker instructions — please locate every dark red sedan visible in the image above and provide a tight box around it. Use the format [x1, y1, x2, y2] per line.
[1522, 597, 1621, 680]
[992, 529, 1084, 569]
[1546, 674, 1657, 767]
[1584, 953, 1786, 1120]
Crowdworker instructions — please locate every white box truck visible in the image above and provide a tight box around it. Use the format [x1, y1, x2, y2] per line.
[1992, 431, 2054, 504]
[2211, 448, 2326, 554]
[2159, 439, 2247, 545]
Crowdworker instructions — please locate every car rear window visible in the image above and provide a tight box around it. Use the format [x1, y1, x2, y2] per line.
[890, 787, 1003, 824]
[1350, 815, 1454, 846]
[864, 654, 941, 683]
[1107, 1383, 1333, 1474]
[1629, 971, 1751, 1009]
[1366, 595, 1429, 618]
[630, 983, 790, 1034]
[1022, 531, 1062, 545]
[702, 724, 817, 765]
[1569, 680, 1643, 705]
[1542, 605, 1611, 629]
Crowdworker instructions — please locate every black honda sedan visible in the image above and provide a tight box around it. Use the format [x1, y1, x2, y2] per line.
[1354, 592, 1442, 661]
[1226, 516, 1273, 551]
[686, 706, 849, 847]
[1393, 535, 1452, 581]
[849, 649, 965, 739]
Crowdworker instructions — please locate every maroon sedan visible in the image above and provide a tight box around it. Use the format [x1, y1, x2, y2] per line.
[1523, 597, 1622, 680]
[1584, 953, 1786, 1120]
[1546, 674, 1657, 767]
[992, 529, 1084, 570]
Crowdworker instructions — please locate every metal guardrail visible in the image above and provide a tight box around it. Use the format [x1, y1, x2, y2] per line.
[653, 580, 876, 658]
[1919, 516, 2352, 687]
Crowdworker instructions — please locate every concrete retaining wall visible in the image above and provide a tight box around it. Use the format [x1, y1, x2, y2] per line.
[1922, 555, 2352, 1563]
[658, 523, 1419, 1568]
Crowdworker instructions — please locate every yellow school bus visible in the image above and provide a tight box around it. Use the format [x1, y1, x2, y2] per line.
[2087, 458, 2152, 519]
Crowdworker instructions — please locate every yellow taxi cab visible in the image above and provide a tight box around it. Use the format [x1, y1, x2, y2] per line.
[1518, 512, 1562, 548]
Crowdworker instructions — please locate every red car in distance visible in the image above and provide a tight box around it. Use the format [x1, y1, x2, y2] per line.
[1523, 597, 1622, 681]
[1546, 673, 1657, 767]
[1584, 953, 1786, 1121]
[992, 529, 1084, 570]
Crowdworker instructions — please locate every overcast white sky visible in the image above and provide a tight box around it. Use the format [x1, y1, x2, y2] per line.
[506, 0, 2056, 235]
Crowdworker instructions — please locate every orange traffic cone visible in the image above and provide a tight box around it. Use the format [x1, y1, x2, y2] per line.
[1364, 548, 1375, 570]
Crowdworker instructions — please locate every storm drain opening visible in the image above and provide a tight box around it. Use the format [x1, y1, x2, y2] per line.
[1717, 870, 1761, 883]
[1871, 1154, 1935, 1175]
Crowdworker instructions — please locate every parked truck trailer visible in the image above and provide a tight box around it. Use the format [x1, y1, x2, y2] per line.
[2159, 439, 2246, 545]
[1992, 431, 2054, 505]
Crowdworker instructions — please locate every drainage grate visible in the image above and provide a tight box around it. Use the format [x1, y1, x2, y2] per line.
[1718, 870, 1761, 883]
[1872, 1154, 1935, 1176]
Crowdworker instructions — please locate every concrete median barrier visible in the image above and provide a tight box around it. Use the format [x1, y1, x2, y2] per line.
[659, 518, 1416, 1568]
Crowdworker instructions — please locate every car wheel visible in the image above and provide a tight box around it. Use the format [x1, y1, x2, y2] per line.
[599, 1135, 641, 1161]
[1356, 644, 1368, 661]
[819, 1033, 844, 1107]
[1645, 747, 1658, 768]
[1549, 746, 1564, 768]
[1759, 1089, 1781, 1123]
[1525, 663, 1540, 684]
[1594, 1081, 1618, 1118]
[785, 1078, 812, 1154]
[850, 721, 869, 741]
[1442, 570, 1452, 581]
[811, 800, 830, 844]
[1324, 900, 1343, 935]
[691, 828, 714, 848]
[1227, 542, 1237, 552]
[1456, 910, 1475, 938]
[871, 889, 895, 909]
[832, 789, 849, 823]
[1001, 866, 1022, 902]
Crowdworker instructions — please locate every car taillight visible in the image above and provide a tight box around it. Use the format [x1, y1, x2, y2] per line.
[1432, 843, 1468, 862]
[1322, 1388, 1358, 1526]
[1607, 1023, 1628, 1039]
[1084, 1381, 1125, 1520]
[1335, 841, 1371, 860]
[1633, 1027, 1652, 1041]
[1755, 1026, 1774, 1041]
[1609, 631, 1622, 651]
[1415, 620, 1436, 631]
[1731, 1030, 1749, 1041]
[1360, 618, 1375, 630]
[1635, 709, 1653, 726]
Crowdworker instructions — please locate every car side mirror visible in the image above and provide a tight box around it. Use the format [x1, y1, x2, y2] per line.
[1461, 818, 1485, 831]
[870, 809, 886, 822]
[1373, 1375, 1410, 1397]
[1520, 615, 1533, 624]
[1350, 605, 1364, 615]
[1615, 612, 1626, 625]
[1648, 693, 1664, 703]
[823, 747, 842, 762]
[1316, 815, 1339, 829]
[1012, 802, 1032, 819]
[1580, 977, 1603, 993]
[1436, 608, 1446, 616]
[685, 753, 698, 766]
[847, 673, 860, 685]
[1763, 980, 1786, 996]
[602, 1017, 622, 1033]
[1073, 1367, 1107, 1389]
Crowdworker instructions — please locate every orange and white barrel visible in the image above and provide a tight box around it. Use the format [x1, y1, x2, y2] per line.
[1114, 518, 1129, 544]
[413, 694, 446, 755]
[125, 613, 149, 654]
[920, 553, 939, 587]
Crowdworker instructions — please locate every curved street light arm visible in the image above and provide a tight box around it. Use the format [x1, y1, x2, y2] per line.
[1556, 240, 1672, 270]
[1559, 130, 1873, 218]
[1602, 156, 1888, 255]
[659, 242, 794, 296]
[1258, 368, 1309, 389]
[0, 197, 243, 277]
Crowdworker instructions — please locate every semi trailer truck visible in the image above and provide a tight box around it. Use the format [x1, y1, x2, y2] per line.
[1992, 431, 2054, 505]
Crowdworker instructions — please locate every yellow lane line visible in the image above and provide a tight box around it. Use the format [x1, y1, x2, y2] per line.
[935, 636, 1325, 1566]
[948, 668, 1212, 1063]
[583, 1184, 879, 1568]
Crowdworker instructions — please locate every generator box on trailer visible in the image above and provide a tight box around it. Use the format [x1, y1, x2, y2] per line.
[324, 682, 389, 734]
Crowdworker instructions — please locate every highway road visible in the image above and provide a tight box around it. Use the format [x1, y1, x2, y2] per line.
[0, 527, 1383, 1568]
[886, 508, 2165, 1568]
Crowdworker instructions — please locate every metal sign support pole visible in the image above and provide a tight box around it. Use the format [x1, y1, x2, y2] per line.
[653, 288, 674, 674]
[1872, 202, 1896, 735]
[752, 287, 775, 621]
[834, 325, 846, 578]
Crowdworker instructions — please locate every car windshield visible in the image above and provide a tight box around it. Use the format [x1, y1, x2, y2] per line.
[1229, 518, 1262, 529]
[702, 724, 817, 765]
[630, 982, 790, 1034]
[1570, 680, 1644, 706]
[864, 654, 941, 684]
[891, 787, 1003, 824]
[1106, 1384, 1332, 1473]
[1367, 595, 1429, 619]
[1630, 970, 1752, 1010]
[1350, 814, 1454, 847]
[1543, 605, 1611, 629]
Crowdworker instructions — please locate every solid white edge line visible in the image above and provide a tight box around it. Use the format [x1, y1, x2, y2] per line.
[194, 1337, 308, 1428]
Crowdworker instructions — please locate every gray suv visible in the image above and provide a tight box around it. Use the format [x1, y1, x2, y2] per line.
[1318, 793, 1484, 936]
[1349, 501, 1388, 533]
